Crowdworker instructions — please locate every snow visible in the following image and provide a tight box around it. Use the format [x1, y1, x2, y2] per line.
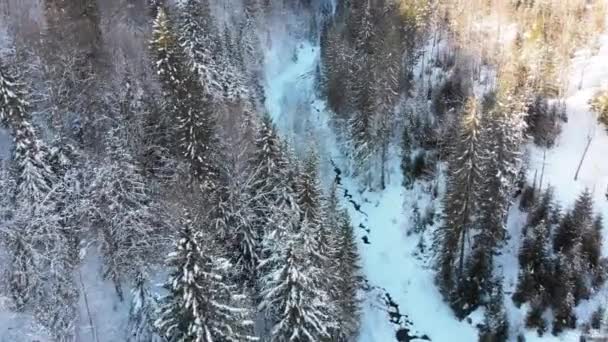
[263, 8, 608, 342]
[262, 18, 477, 342]
[498, 17, 608, 342]
[0, 2, 606, 341]
[527, 29, 608, 232]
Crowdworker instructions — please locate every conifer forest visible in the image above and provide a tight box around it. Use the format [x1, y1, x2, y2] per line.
[1, 0, 608, 341]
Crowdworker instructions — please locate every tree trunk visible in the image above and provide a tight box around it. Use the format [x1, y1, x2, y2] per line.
[574, 135, 593, 181]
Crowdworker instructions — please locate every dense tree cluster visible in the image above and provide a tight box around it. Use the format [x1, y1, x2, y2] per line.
[321, 0, 431, 189]
[514, 188, 606, 336]
[0, 1, 362, 340]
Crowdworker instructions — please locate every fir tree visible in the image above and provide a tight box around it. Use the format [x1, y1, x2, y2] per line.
[239, 0, 265, 107]
[479, 279, 509, 342]
[512, 220, 553, 307]
[297, 149, 324, 226]
[526, 188, 554, 230]
[218, 26, 247, 101]
[86, 127, 163, 300]
[0, 60, 28, 126]
[554, 189, 593, 253]
[258, 232, 331, 342]
[150, 7, 219, 189]
[0, 61, 56, 205]
[551, 252, 577, 335]
[127, 272, 163, 342]
[177, 0, 223, 100]
[435, 98, 483, 308]
[249, 114, 291, 243]
[401, 126, 413, 189]
[155, 214, 256, 342]
[332, 209, 361, 341]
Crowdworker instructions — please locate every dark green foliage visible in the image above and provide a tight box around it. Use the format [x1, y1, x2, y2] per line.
[401, 126, 413, 189]
[551, 253, 578, 336]
[519, 185, 536, 212]
[156, 215, 255, 341]
[525, 296, 548, 336]
[591, 306, 604, 330]
[431, 72, 468, 117]
[479, 280, 509, 342]
[332, 209, 362, 340]
[554, 189, 593, 253]
[526, 188, 554, 230]
[526, 96, 563, 148]
[435, 98, 483, 306]
[513, 220, 553, 307]
[150, 7, 219, 189]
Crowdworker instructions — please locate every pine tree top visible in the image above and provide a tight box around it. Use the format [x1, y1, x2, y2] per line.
[0, 60, 29, 127]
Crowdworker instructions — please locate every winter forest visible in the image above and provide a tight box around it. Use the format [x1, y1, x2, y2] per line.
[1, 0, 608, 341]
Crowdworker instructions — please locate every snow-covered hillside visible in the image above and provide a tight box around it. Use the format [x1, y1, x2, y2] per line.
[1, 1, 607, 341]
[500, 17, 608, 342]
[263, 6, 608, 342]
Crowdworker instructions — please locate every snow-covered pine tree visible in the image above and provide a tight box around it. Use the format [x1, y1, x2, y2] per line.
[249, 114, 288, 242]
[372, 3, 402, 190]
[0, 60, 56, 205]
[86, 127, 162, 301]
[13, 120, 56, 205]
[331, 208, 361, 341]
[0, 59, 28, 126]
[551, 251, 577, 335]
[239, 0, 265, 107]
[177, 0, 223, 101]
[526, 187, 555, 230]
[512, 220, 553, 307]
[127, 271, 163, 342]
[348, 0, 377, 189]
[464, 90, 528, 311]
[156, 213, 257, 342]
[17, 175, 80, 340]
[258, 231, 331, 342]
[401, 125, 414, 189]
[348, 79, 375, 188]
[479, 278, 508, 342]
[297, 149, 324, 225]
[150, 7, 219, 190]
[434, 97, 483, 313]
[210, 141, 259, 286]
[586, 215, 605, 288]
[322, 21, 353, 117]
[217, 25, 248, 102]
[554, 189, 593, 253]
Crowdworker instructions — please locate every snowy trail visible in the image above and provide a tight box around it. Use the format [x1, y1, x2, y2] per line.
[262, 29, 477, 342]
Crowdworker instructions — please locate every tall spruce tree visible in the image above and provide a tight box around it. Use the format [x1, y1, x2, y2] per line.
[258, 231, 331, 342]
[177, 0, 223, 101]
[435, 98, 483, 311]
[332, 208, 361, 341]
[155, 214, 256, 342]
[554, 189, 593, 253]
[463, 91, 527, 313]
[479, 278, 508, 342]
[512, 220, 553, 307]
[150, 7, 219, 189]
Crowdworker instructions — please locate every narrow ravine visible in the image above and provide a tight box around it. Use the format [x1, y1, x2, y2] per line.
[262, 10, 476, 342]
